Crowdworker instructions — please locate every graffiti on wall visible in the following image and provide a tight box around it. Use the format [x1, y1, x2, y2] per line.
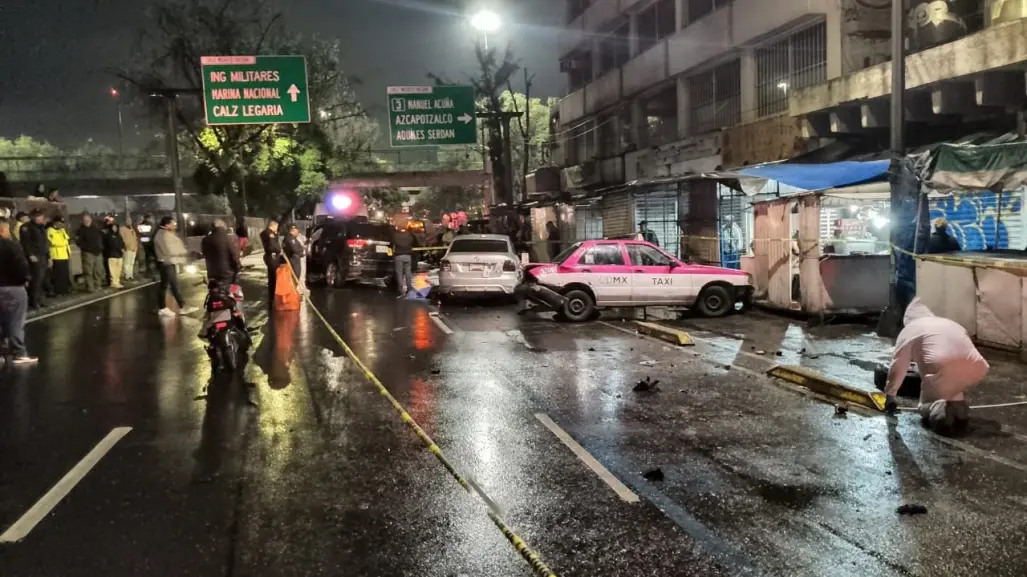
[929, 191, 1023, 250]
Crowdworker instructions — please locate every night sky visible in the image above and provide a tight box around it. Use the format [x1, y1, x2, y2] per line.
[0, 0, 564, 150]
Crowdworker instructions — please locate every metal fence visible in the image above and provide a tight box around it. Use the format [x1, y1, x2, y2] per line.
[0, 147, 485, 182]
[341, 147, 486, 173]
[0, 155, 174, 181]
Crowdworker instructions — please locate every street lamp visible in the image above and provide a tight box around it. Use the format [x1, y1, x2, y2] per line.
[110, 87, 124, 156]
[470, 10, 501, 50]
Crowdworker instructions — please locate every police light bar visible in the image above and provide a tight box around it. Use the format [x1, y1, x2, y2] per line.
[330, 193, 354, 211]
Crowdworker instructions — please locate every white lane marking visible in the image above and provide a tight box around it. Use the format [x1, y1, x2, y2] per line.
[27, 282, 157, 324]
[534, 413, 639, 504]
[0, 427, 132, 543]
[430, 314, 454, 335]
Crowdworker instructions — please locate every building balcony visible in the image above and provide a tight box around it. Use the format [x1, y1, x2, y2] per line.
[791, 19, 1027, 135]
[560, 0, 834, 123]
[562, 0, 643, 57]
[586, 68, 623, 114]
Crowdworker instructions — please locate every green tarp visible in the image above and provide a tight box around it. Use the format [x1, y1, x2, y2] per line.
[926, 140, 1027, 192]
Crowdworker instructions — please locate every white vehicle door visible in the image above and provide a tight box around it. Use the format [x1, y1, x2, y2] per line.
[570, 243, 632, 306]
[626, 244, 680, 304]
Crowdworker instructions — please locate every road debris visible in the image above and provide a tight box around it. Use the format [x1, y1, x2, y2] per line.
[863, 434, 872, 441]
[633, 377, 660, 392]
[588, 347, 596, 352]
[896, 504, 928, 516]
[639, 360, 658, 367]
[430, 369, 441, 375]
[643, 467, 665, 482]
[754, 350, 767, 355]
[835, 405, 849, 417]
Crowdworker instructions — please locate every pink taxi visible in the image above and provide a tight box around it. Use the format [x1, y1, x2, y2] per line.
[521, 239, 753, 322]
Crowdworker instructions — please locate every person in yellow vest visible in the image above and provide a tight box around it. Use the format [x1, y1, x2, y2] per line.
[13, 212, 28, 241]
[47, 217, 72, 295]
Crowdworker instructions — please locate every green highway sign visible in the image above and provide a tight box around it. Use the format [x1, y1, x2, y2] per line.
[387, 85, 477, 147]
[200, 55, 310, 126]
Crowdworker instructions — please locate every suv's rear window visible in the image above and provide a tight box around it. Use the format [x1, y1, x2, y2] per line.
[350, 223, 392, 241]
[448, 239, 509, 253]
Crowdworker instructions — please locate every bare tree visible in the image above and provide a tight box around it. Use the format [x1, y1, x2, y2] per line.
[116, 0, 375, 216]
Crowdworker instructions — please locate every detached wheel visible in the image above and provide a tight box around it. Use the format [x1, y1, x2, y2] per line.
[561, 290, 595, 323]
[697, 285, 733, 318]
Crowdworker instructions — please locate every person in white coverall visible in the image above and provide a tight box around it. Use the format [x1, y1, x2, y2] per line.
[885, 298, 989, 433]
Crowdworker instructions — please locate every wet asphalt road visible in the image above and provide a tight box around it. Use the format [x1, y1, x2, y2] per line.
[4, 271, 1027, 576]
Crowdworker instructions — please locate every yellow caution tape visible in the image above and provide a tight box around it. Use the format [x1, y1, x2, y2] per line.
[280, 261, 558, 577]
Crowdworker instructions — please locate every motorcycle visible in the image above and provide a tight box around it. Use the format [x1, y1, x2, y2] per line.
[202, 280, 250, 373]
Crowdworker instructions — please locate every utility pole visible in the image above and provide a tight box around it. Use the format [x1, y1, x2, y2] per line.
[881, 0, 906, 336]
[522, 69, 534, 203]
[165, 96, 186, 236]
[116, 100, 125, 157]
[111, 88, 125, 157]
[501, 114, 515, 206]
[152, 88, 199, 236]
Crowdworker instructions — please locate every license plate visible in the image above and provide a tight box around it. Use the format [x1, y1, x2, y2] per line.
[469, 264, 485, 271]
[375, 245, 390, 254]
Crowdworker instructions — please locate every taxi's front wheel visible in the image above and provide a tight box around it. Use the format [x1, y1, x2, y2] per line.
[697, 285, 733, 318]
[561, 290, 595, 323]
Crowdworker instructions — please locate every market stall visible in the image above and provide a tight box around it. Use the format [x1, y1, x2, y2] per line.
[914, 140, 1027, 355]
[741, 160, 892, 314]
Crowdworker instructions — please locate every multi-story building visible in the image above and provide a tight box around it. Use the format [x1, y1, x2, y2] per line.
[553, 0, 893, 256]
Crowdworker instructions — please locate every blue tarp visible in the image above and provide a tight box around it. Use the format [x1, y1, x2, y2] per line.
[737, 160, 890, 191]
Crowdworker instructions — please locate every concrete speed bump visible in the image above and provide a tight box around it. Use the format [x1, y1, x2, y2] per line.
[635, 322, 695, 346]
[767, 365, 887, 412]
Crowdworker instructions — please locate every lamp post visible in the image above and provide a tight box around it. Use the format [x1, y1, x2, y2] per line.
[470, 9, 501, 50]
[110, 87, 124, 156]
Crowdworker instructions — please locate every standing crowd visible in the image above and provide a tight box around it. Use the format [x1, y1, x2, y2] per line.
[11, 210, 165, 310]
[0, 210, 172, 365]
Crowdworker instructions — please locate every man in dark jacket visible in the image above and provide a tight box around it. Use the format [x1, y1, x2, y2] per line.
[202, 219, 241, 285]
[0, 218, 37, 364]
[76, 213, 106, 292]
[136, 214, 157, 278]
[391, 223, 419, 298]
[260, 219, 283, 306]
[103, 222, 126, 289]
[283, 223, 306, 280]
[19, 210, 49, 309]
[928, 217, 961, 254]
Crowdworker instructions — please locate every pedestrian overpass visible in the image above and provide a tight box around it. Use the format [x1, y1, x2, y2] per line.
[1, 151, 489, 198]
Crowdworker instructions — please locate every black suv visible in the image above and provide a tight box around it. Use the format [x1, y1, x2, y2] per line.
[306, 217, 395, 287]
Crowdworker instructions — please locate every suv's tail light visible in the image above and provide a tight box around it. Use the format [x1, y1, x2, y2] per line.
[347, 239, 367, 249]
[502, 260, 517, 272]
[441, 259, 451, 272]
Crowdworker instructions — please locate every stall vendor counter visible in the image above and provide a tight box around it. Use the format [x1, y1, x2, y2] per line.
[917, 251, 1027, 357]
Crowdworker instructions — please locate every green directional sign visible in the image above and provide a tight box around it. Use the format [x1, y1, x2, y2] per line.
[387, 85, 477, 147]
[201, 55, 310, 126]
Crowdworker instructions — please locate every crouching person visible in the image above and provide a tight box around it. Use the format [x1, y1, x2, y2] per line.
[885, 298, 989, 434]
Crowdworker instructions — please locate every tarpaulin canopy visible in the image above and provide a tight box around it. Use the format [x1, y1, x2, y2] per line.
[736, 160, 890, 191]
[924, 140, 1027, 192]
